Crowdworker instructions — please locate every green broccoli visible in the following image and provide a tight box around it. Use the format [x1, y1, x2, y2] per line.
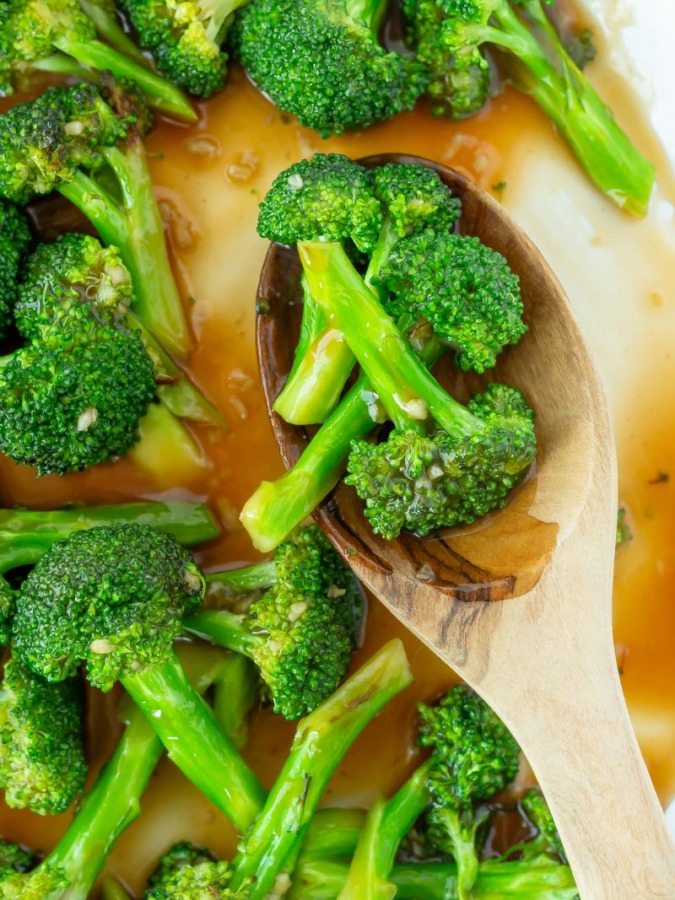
[403, 0, 654, 216]
[0, 0, 195, 120]
[0, 79, 192, 358]
[119, 0, 251, 98]
[231, 0, 429, 136]
[13, 523, 266, 832]
[2, 643, 249, 900]
[0, 654, 86, 816]
[300, 240, 535, 539]
[145, 841, 250, 899]
[185, 524, 363, 719]
[0, 840, 40, 878]
[267, 158, 464, 425]
[0, 201, 32, 340]
[16, 233, 225, 427]
[101, 879, 133, 900]
[229, 639, 413, 898]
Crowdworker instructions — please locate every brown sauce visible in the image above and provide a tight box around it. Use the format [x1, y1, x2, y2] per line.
[0, 57, 673, 894]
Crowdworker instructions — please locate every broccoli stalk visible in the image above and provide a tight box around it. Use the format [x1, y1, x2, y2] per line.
[13, 524, 267, 834]
[299, 240, 535, 539]
[3, 643, 250, 900]
[101, 879, 132, 900]
[0, 0, 195, 121]
[231, 0, 429, 136]
[75, 0, 151, 64]
[0, 201, 33, 341]
[119, 0, 250, 98]
[229, 639, 414, 898]
[0, 82, 192, 359]
[185, 525, 363, 718]
[405, 0, 654, 216]
[240, 340, 443, 552]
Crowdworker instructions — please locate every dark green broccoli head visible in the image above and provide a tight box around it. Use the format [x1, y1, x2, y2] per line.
[372, 162, 461, 237]
[0, 201, 32, 339]
[345, 384, 536, 539]
[520, 788, 567, 862]
[258, 154, 383, 252]
[118, 0, 239, 98]
[0, 576, 15, 646]
[0, 324, 156, 475]
[14, 524, 205, 690]
[231, 0, 429, 136]
[246, 525, 361, 719]
[0, 0, 95, 93]
[402, 0, 491, 118]
[0, 654, 87, 815]
[146, 840, 251, 898]
[15, 233, 134, 341]
[379, 230, 526, 372]
[0, 82, 130, 205]
[0, 840, 39, 877]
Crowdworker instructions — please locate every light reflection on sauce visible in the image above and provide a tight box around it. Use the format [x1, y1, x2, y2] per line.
[0, 34, 672, 897]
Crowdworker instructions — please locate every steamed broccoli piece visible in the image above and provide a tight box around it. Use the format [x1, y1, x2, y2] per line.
[229, 639, 413, 898]
[0, 577, 14, 645]
[76, 0, 150, 64]
[119, 0, 250, 98]
[403, 0, 654, 216]
[145, 842, 250, 899]
[0, 80, 192, 358]
[13, 523, 266, 832]
[0, 654, 86, 816]
[300, 240, 535, 539]
[101, 879, 133, 900]
[231, 0, 429, 136]
[378, 228, 526, 372]
[17, 233, 226, 426]
[0, 0, 195, 121]
[0, 320, 156, 475]
[17, 643, 246, 900]
[185, 524, 363, 719]
[0, 201, 32, 340]
[0, 841, 40, 877]
[269, 158, 463, 425]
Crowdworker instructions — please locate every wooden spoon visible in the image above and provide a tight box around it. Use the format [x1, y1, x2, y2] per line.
[256, 154, 675, 898]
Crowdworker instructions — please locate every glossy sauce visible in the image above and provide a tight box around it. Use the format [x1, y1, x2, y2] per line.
[0, 22, 674, 897]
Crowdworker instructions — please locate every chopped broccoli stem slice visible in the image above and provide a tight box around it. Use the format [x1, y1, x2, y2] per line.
[229, 639, 413, 897]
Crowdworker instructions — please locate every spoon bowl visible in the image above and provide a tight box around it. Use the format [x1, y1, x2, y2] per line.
[256, 155, 675, 897]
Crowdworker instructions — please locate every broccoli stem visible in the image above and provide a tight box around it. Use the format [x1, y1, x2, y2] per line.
[229, 639, 413, 897]
[75, 0, 150, 65]
[57, 146, 192, 359]
[212, 653, 258, 750]
[205, 558, 278, 591]
[206, 0, 252, 42]
[487, 1, 653, 216]
[122, 648, 267, 831]
[100, 880, 132, 900]
[347, 0, 390, 31]
[130, 401, 205, 478]
[184, 609, 259, 658]
[31, 644, 233, 900]
[337, 761, 432, 899]
[0, 501, 219, 576]
[241, 340, 443, 552]
[52, 37, 196, 122]
[300, 241, 477, 436]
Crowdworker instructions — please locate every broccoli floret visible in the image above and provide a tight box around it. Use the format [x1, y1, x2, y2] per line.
[145, 842, 249, 899]
[298, 240, 535, 539]
[0, 0, 195, 120]
[13, 523, 266, 832]
[0, 321, 156, 475]
[0, 577, 14, 646]
[269, 158, 462, 425]
[186, 525, 363, 719]
[119, 0, 249, 98]
[520, 788, 568, 862]
[0, 201, 32, 340]
[0, 865, 68, 898]
[15, 232, 225, 428]
[379, 229, 526, 372]
[0, 654, 86, 815]
[15, 233, 133, 341]
[403, 0, 653, 216]
[0, 80, 192, 358]
[0, 840, 40, 877]
[231, 0, 429, 136]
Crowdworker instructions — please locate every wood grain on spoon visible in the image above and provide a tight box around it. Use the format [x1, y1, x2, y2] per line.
[256, 155, 675, 898]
